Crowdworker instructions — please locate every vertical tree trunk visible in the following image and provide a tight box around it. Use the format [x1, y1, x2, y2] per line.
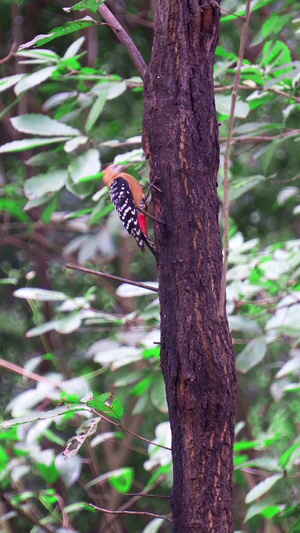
[143, 1, 236, 531]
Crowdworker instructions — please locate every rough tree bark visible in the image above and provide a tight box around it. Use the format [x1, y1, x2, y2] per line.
[143, 1, 236, 531]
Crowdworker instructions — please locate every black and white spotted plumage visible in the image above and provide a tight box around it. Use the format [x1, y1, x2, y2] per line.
[109, 177, 145, 251]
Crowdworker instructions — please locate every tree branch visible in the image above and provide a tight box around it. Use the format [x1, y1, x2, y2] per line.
[219, 129, 300, 144]
[89, 503, 172, 522]
[98, 4, 147, 80]
[0, 357, 63, 388]
[90, 409, 171, 451]
[215, 84, 300, 104]
[219, 0, 252, 317]
[66, 264, 158, 293]
[0, 42, 17, 64]
[0, 491, 55, 533]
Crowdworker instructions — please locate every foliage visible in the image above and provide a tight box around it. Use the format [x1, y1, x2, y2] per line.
[0, 0, 299, 531]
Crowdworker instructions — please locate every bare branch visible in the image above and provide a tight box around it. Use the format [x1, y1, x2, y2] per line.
[0, 42, 17, 64]
[0, 491, 55, 533]
[219, 129, 300, 144]
[219, 0, 251, 317]
[90, 409, 171, 451]
[215, 84, 300, 104]
[88, 503, 172, 522]
[0, 357, 63, 388]
[66, 264, 158, 293]
[98, 4, 147, 80]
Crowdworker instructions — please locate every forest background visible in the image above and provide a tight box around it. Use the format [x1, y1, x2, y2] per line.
[0, 0, 300, 532]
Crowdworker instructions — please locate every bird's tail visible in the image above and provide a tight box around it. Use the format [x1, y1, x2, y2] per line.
[142, 234, 156, 259]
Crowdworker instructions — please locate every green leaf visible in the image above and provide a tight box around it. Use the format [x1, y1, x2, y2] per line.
[63, 0, 104, 14]
[244, 500, 276, 522]
[245, 474, 283, 504]
[261, 505, 284, 518]
[236, 337, 267, 373]
[41, 194, 60, 224]
[89, 202, 113, 225]
[66, 173, 95, 199]
[11, 114, 81, 136]
[37, 461, 59, 484]
[0, 137, 71, 153]
[215, 94, 249, 118]
[229, 175, 265, 202]
[0, 74, 25, 93]
[63, 36, 86, 58]
[150, 374, 168, 413]
[69, 149, 101, 183]
[131, 377, 152, 397]
[279, 442, 300, 470]
[16, 49, 59, 60]
[0, 445, 9, 468]
[24, 170, 68, 199]
[107, 81, 127, 100]
[14, 288, 66, 301]
[116, 283, 159, 298]
[64, 136, 88, 153]
[0, 278, 18, 285]
[109, 467, 134, 494]
[19, 17, 97, 49]
[236, 456, 281, 472]
[142, 518, 164, 533]
[0, 405, 83, 429]
[64, 501, 96, 514]
[262, 13, 291, 39]
[85, 90, 108, 132]
[14, 66, 57, 95]
[228, 316, 262, 334]
[0, 199, 29, 223]
[87, 393, 124, 420]
[261, 40, 292, 69]
[276, 357, 300, 379]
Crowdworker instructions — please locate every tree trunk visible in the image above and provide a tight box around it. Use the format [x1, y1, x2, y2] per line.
[143, 1, 236, 531]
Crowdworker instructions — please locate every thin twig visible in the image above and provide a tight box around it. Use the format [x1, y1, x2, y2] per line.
[0, 42, 18, 64]
[90, 409, 171, 451]
[102, 475, 169, 531]
[136, 205, 166, 225]
[219, 0, 251, 318]
[126, 492, 170, 499]
[220, 8, 245, 21]
[220, 129, 300, 144]
[214, 84, 300, 104]
[89, 503, 172, 522]
[66, 264, 158, 293]
[0, 491, 55, 533]
[0, 358, 63, 388]
[98, 4, 147, 79]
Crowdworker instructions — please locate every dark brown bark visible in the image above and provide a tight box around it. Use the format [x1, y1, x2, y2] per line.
[143, 1, 236, 531]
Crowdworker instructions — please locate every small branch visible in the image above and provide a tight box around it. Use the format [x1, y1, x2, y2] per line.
[0, 357, 63, 388]
[219, 0, 251, 318]
[215, 84, 300, 103]
[126, 492, 170, 499]
[66, 264, 158, 293]
[90, 409, 171, 451]
[88, 503, 172, 522]
[220, 8, 245, 21]
[98, 4, 147, 79]
[0, 42, 18, 64]
[220, 129, 300, 144]
[101, 475, 169, 531]
[136, 205, 166, 225]
[0, 491, 55, 533]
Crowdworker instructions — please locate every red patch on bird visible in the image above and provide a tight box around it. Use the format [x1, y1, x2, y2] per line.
[138, 213, 148, 237]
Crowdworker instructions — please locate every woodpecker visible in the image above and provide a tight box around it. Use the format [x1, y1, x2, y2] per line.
[103, 165, 156, 257]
